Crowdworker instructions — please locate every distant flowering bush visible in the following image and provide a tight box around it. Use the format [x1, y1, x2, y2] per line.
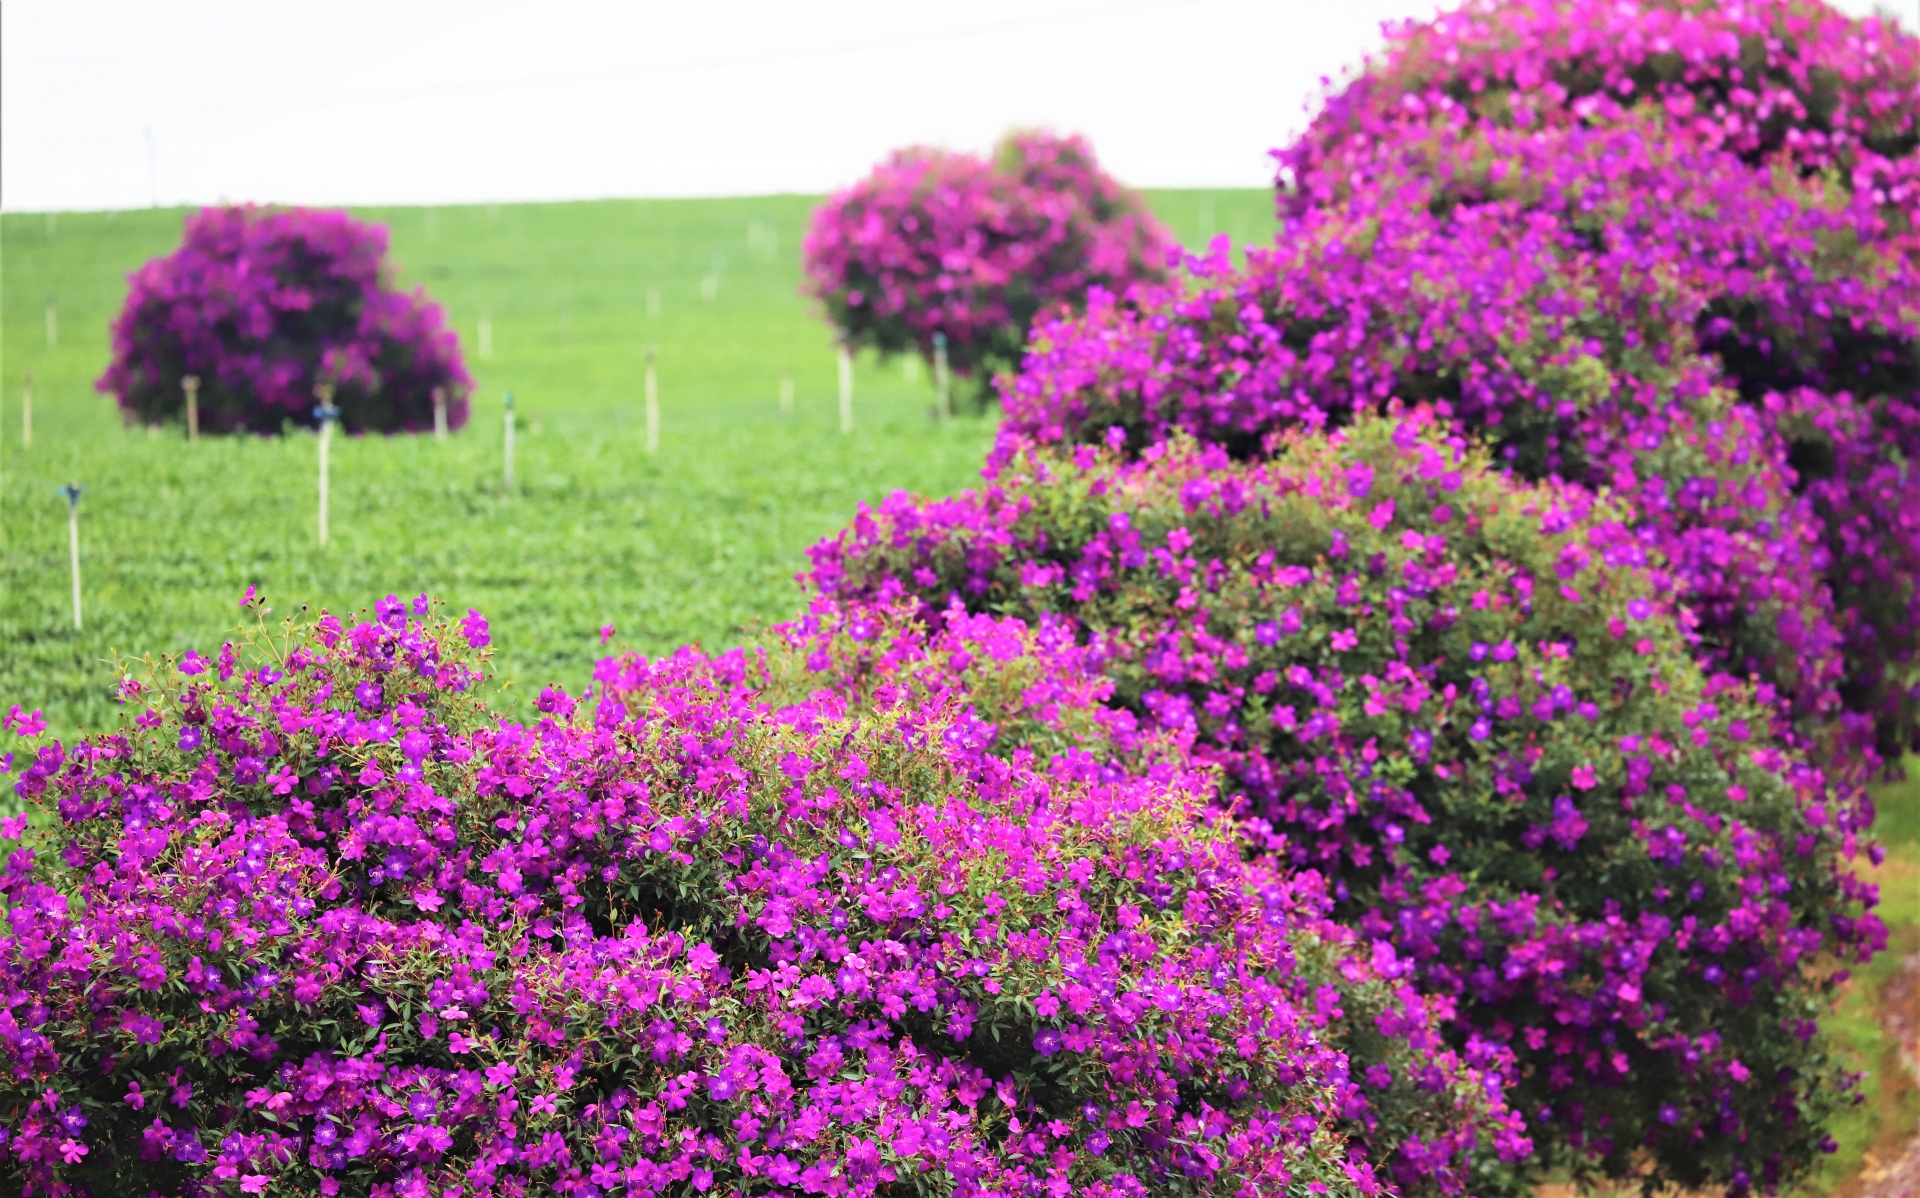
[805, 413, 1886, 1194]
[802, 131, 1173, 400]
[98, 205, 472, 435]
[0, 595, 1520, 1197]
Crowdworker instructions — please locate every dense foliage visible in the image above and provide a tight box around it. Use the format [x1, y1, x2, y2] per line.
[806, 413, 1886, 1192]
[993, 5, 1920, 771]
[98, 205, 472, 436]
[1282, 0, 1920, 222]
[802, 132, 1173, 399]
[0, 596, 1521, 1197]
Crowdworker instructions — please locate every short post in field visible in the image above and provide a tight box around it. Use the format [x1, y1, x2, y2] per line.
[837, 332, 854, 434]
[479, 314, 494, 361]
[182, 375, 201, 442]
[645, 346, 660, 454]
[57, 484, 84, 631]
[503, 392, 516, 487]
[432, 386, 448, 439]
[314, 386, 339, 547]
[779, 374, 793, 416]
[933, 333, 952, 421]
[45, 296, 58, 349]
[21, 371, 33, 451]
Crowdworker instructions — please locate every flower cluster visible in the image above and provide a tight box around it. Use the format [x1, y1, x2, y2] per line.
[806, 412, 1886, 1193]
[98, 205, 472, 435]
[994, 19, 1920, 764]
[1280, 0, 1920, 227]
[802, 131, 1173, 398]
[0, 595, 1521, 1197]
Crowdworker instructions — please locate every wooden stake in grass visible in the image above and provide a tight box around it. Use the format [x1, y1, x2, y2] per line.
[479, 314, 494, 361]
[182, 374, 201, 441]
[314, 387, 340, 546]
[837, 332, 854, 434]
[432, 386, 448, 439]
[933, 333, 952, 421]
[57, 483, 84, 631]
[779, 374, 793, 416]
[644, 346, 660, 454]
[22, 371, 33, 451]
[45, 296, 58, 349]
[503, 392, 517, 487]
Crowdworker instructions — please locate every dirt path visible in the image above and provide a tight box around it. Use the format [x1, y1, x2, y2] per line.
[1844, 952, 1920, 1198]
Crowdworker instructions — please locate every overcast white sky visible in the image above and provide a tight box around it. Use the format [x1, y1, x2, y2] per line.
[2, 0, 1912, 212]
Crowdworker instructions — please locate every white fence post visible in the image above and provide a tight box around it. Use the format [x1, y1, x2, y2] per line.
[837, 333, 854, 434]
[58, 484, 84, 630]
[503, 392, 516, 487]
[183, 375, 201, 441]
[645, 347, 660, 454]
[314, 386, 340, 546]
[933, 333, 951, 421]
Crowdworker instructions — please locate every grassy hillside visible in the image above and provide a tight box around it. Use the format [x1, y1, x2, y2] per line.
[0, 190, 1278, 735]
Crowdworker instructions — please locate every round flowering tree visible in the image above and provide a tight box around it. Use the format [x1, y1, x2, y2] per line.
[98, 205, 472, 436]
[802, 131, 1173, 402]
[805, 413, 1887, 1194]
[0, 595, 1516, 1197]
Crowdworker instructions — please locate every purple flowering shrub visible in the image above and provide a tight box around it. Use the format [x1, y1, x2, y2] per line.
[1281, 0, 1920, 226]
[997, 103, 1920, 766]
[98, 205, 472, 435]
[733, 598, 1533, 1195]
[804, 412, 1886, 1193]
[1267, 0, 1920, 759]
[0, 595, 1520, 1197]
[802, 132, 1173, 400]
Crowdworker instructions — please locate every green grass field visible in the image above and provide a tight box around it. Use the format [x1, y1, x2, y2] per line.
[0, 190, 1277, 737]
